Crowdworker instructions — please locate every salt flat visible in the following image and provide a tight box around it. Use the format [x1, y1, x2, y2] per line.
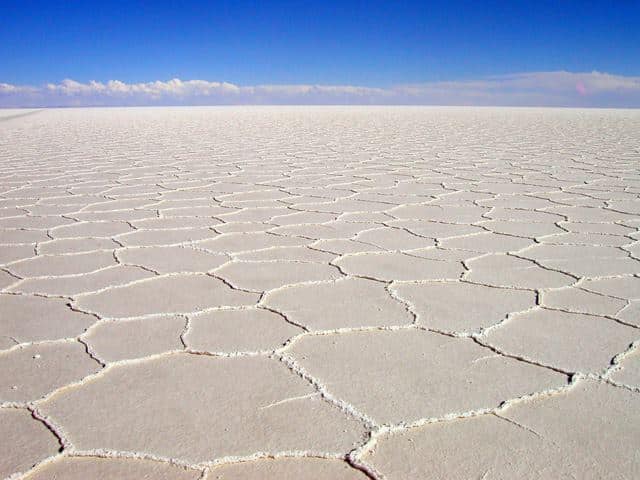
[0, 106, 639, 479]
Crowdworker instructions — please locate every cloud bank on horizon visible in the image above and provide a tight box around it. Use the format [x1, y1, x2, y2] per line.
[2, 71, 639, 108]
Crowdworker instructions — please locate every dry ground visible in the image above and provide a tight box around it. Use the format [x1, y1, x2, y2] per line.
[1, 107, 639, 479]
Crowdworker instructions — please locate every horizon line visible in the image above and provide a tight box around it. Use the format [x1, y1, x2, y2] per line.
[2, 70, 640, 108]
[2, 104, 640, 111]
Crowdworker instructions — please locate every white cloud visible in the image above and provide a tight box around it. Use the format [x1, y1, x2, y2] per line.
[2, 71, 640, 107]
[0, 83, 38, 95]
[43, 78, 241, 98]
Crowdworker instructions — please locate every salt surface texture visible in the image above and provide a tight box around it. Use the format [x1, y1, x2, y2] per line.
[1, 107, 639, 479]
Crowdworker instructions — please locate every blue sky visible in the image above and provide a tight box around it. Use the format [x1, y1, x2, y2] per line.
[1, 1, 640, 107]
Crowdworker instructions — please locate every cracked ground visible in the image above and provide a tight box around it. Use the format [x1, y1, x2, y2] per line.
[0, 106, 639, 479]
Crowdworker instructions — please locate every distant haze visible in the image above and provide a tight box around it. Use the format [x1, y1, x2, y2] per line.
[1, 71, 640, 108]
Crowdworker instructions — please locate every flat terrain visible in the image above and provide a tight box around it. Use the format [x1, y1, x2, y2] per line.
[1, 106, 639, 479]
